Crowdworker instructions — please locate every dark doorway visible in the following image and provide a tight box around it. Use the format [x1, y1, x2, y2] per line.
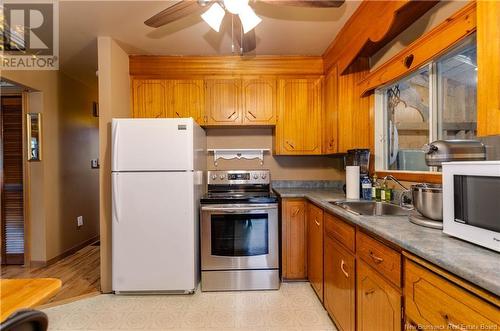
[1, 95, 25, 265]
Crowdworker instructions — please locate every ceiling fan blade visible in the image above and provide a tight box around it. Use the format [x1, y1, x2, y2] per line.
[145, 1, 207, 28]
[258, 0, 344, 8]
[233, 16, 257, 53]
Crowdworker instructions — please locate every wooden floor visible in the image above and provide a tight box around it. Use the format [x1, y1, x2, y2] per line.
[1, 244, 100, 304]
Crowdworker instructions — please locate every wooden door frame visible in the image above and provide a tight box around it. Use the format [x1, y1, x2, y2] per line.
[0, 91, 31, 266]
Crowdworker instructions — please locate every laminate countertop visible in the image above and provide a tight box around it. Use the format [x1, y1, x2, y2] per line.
[273, 187, 500, 297]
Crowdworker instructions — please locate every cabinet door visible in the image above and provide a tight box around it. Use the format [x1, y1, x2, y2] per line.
[405, 259, 500, 330]
[276, 78, 322, 155]
[132, 80, 168, 118]
[205, 79, 241, 125]
[477, 1, 500, 136]
[357, 260, 401, 331]
[169, 80, 205, 125]
[242, 78, 277, 125]
[323, 66, 338, 154]
[324, 235, 355, 331]
[282, 199, 307, 280]
[337, 58, 371, 153]
[307, 203, 323, 301]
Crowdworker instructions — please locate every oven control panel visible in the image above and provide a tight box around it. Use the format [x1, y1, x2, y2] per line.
[208, 170, 270, 185]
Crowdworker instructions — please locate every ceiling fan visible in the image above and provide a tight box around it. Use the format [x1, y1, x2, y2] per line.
[144, 0, 345, 54]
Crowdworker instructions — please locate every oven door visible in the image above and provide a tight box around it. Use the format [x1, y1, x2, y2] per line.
[201, 204, 278, 270]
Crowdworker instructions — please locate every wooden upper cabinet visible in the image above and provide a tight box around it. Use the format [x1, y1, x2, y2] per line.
[337, 58, 371, 153]
[323, 66, 338, 154]
[357, 260, 402, 331]
[324, 234, 355, 331]
[276, 77, 323, 155]
[307, 203, 324, 301]
[477, 1, 500, 136]
[169, 80, 205, 124]
[132, 79, 168, 118]
[205, 79, 241, 125]
[242, 78, 277, 125]
[282, 199, 307, 280]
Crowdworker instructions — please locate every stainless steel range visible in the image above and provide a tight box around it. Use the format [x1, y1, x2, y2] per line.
[200, 170, 279, 291]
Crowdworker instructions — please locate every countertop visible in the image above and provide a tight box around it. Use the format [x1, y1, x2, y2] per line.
[273, 187, 500, 297]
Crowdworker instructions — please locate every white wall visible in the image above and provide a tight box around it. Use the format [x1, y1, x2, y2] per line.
[97, 36, 131, 293]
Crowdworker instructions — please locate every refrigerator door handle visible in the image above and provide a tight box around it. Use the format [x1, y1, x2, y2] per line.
[112, 174, 120, 223]
[112, 121, 119, 171]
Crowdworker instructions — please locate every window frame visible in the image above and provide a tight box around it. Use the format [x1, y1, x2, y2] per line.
[374, 34, 477, 178]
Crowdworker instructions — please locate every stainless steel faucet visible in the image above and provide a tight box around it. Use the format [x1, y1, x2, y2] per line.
[382, 175, 413, 208]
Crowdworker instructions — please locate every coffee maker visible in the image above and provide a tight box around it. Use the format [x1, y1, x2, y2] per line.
[345, 149, 370, 176]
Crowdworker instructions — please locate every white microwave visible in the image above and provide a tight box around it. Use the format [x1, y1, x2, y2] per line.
[443, 161, 500, 252]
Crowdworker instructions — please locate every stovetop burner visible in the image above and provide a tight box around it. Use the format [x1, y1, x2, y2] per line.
[201, 170, 277, 205]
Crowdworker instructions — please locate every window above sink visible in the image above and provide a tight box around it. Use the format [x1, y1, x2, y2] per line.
[374, 34, 477, 174]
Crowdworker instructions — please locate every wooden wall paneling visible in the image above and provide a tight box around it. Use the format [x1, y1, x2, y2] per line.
[323, 1, 438, 74]
[323, 66, 338, 154]
[129, 56, 324, 77]
[205, 79, 242, 125]
[358, 2, 477, 96]
[169, 80, 205, 124]
[276, 77, 323, 155]
[242, 77, 277, 125]
[477, 0, 500, 136]
[131, 79, 168, 118]
[337, 58, 371, 153]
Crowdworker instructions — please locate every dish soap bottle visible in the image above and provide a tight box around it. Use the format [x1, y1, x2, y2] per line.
[361, 175, 372, 200]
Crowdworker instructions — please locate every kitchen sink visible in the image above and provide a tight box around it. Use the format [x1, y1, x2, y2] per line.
[330, 201, 412, 216]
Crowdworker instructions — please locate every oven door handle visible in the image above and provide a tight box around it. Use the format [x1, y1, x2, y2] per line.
[202, 205, 277, 213]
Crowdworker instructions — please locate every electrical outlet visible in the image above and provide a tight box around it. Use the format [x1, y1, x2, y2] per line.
[77, 216, 84, 227]
[91, 159, 99, 169]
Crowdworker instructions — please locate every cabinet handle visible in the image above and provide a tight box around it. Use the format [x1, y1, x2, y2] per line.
[314, 219, 320, 227]
[369, 250, 384, 264]
[204, 115, 208, 123]
[248, 111, 257, 118]
[286, 141, 295, 149]
[175, 111, 181, 117]
[292, 208, 300, 216]
[365, 288, 376, 296]
[227, 111, 236, 119]
[340, 260, 349, 278]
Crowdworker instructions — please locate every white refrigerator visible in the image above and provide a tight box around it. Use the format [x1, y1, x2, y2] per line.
[111, 118, 206, 293]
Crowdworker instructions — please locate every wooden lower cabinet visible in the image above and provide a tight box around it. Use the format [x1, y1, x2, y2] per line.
[282, 199, 307, 280]
[357, 260, 402, 331]
[307, 203, 324, 301]
[324, 234, 355, 331]
[405, 259, 500, 330]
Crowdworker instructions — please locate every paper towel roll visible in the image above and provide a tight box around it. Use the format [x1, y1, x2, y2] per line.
[346, 166, 360, 200]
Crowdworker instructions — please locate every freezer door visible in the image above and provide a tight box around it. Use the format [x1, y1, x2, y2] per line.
[112, 118, 194, 171]
[112, 172, 197, 292]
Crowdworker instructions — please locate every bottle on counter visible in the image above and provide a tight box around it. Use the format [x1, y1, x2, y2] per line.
[380, 180, 393, 202]
[371, 174, 378, 200]
[361, 175, 372, 200]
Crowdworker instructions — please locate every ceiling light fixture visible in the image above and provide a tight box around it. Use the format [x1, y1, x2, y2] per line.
[238, 4, 262, 33]
[223, 0, 248, 14]
[201, 3, 226, 32]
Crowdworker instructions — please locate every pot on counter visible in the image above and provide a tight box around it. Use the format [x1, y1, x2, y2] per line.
[411, 183, 443, 221]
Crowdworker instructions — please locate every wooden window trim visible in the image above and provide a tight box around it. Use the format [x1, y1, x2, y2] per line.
[359, 2, 477, 97]
[375, 171, 442, 184]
